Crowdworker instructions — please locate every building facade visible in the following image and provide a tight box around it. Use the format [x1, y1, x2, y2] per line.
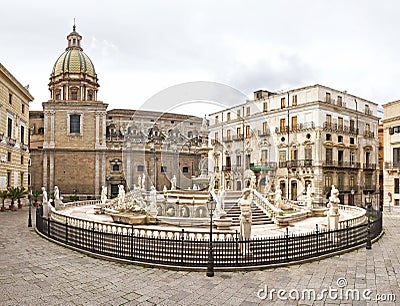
[208, 85, 379, 206]
[382, 101, 400, 209]
[0, 64, 33, 191]
[29, 27, 204, 199]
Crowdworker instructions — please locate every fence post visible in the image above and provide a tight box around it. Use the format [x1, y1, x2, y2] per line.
[130, 225, 134, 259]
[315, 224, 319, 256]
[181, 229, 184, 264]
[235, 230, 239, 266]
[285, 227, 289, 261]
[92, 221, 95, 252]
[346, 220, 349, 247]
[47, 215, 50, 237]
[66, 217, 69, 244]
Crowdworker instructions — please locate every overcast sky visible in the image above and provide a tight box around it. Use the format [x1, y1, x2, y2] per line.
[1, 0, 397, 115]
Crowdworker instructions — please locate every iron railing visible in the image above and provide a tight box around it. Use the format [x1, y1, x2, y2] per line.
[36, 206, 382, 269]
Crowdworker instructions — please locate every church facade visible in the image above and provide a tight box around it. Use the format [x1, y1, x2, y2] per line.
[29, 26, 204, 199]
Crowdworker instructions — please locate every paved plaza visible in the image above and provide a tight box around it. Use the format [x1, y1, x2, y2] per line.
[0, 207, 399, 306]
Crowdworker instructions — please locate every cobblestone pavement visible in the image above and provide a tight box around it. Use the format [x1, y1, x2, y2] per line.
[0, 207, 399, 306]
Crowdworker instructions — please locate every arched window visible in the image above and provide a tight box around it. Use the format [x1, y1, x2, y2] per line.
[112, 164, 120, 172]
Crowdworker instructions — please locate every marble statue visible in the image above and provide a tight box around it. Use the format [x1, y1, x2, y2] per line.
[42, 186, 49, 217]
[328, 185, 340, 215]
[163, 185, 167, 193]
[137, 175, 142, 189]
[170, 175, 177, 190]
[238, 188, 253, 250]
[117, 184, 126, 209]
[53, 186, 63, 209]
[141, 173, 146, 190]
[101, 186, 107, 206]
[149, 185, 158, 215]
[274, 186, 283, 209]
[305, 183, 313, 209]
[250, 175, 257, 190]
[217, 186, 226, 213]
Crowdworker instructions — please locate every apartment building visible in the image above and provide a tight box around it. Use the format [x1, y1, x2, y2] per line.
[208, 84, 379, 206]
[0, 63, 33, 191]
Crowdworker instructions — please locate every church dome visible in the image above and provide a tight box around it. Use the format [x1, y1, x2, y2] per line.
[52, 49, 96, 77]
[50, 25, 96, 78]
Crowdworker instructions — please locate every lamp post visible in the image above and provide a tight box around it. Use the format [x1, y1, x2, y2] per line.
[27, 190, 32, 228]
[206, 197, 216, 277]
[365, 192, 372, 250]
[351, 189, 355, 206]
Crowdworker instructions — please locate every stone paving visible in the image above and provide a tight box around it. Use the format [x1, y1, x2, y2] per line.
[0, 206, 399, 306]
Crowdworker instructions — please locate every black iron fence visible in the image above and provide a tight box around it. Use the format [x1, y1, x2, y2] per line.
[35, 207, 382, 269]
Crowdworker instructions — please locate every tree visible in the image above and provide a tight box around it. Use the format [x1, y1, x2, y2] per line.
[0, 190, 9, 211]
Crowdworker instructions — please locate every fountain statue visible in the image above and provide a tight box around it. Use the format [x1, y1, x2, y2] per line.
[305, 183, 314, 209]
[170, 175, 177, 190]
[326, 185, 340, 231]
[238, 188, 252, 253]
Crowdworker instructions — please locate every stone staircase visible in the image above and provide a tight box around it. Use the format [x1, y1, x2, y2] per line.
[223, 191, 273, 226]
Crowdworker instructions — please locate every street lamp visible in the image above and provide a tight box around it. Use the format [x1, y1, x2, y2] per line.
[365, 192, 372, 250]
[27, 190, 32, 228]
[351, 189, 355, 206]
[206, 196, 217, 277]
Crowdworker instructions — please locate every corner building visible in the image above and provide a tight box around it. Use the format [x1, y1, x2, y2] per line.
[29, 27, 203, 199]
[208, 85, 379, 206]
[0, 64, 33, 190]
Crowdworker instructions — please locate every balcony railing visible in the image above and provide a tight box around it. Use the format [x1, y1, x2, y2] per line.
[275, 126, 289, 135]
[250, 162, 277, 171]
[323, 122, 358, 135]
[258, 130, 271, 137]
[290, 122, 315, 133]
[222, 137, 233, 142]
[323, 161, 361, 168]
[286, 159, 313, 168]
[364, 131, 375, 139]
[233, 135, 244, 141]
[385, 162, 400, 169]
[363, 163, 376, 170]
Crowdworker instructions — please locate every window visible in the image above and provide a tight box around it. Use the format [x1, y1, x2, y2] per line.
[365, 104, 370, 115]
[226, 130, 231, 140]
[326, 92, 331, 103]
[20, 126, 25, 144]
[261, 149, 268, 162]
[326, 134, 332, 141]
[263, 102, 268, 112]
[38, 127, 44, 134]
[236, 127, 242, 138]
[394, 148, 400, 168]
[280, 118, 286, 133]
[350, 119, 355, 133]
[245, 154, 251, 168]
[236, 155, 242, 166]
[291, 116, 297, 130]
[395, 179, 399, 194]
[324, 174, 332, 188]
[337, 96, 342, 106]
[71, 90, 78, 100]
[281, 97, 286, 108]
[350, 137, 355, 145]
[365, 123, 370, 133]
[279, 150, 286, 162]
[350, 175, 355, 187]
[22, 104, 25, 114]
[187, 131, 193, 138]
[326, 148, 333, 163]
[338, 117, 343, 130]
[9, 93, 12, 104]
[21, 156, 23, 165]
[161, 166, 167, 173]
[326, 114, 332, 124]
[112, 164, 120, 172]
[20, 173, 24, 186]
[292, 95, 297, 106]
[245, 125, 251, 138]
[182, 166, 189, 173]
[70, 114, 81, 133]
[7, 117, 12, 138]
[338, 135, 343, 143]
[338, 150, 344, 166]
[304, 147, 312, 161]
[350, 150, 355, 165]
[7, 171, 11, 188]
[338, 174, 344, 189]
[291, 149, 298, 161]
[246, 107, 250, 116]
[262, 122, 269, 134]
[227, 112, 231, 121]
[237, 109, 241, 118]
[137, 165, 144, 171]
[214, 132, 218, 141]
[7, 152, 11, 162]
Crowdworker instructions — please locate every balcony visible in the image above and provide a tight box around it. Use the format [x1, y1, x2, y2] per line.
[323, 122, 358, 135]
[280, 159, 314, 169]
[385, 162, 400, 169]
[8, 138, 16, 146]
[363, 163, 376, 170]
[233, 135, 244, 141]
[363, 185, 376, 192]
[250, 162, 277, 172]
[222, 165, 231, 171]
[222, 136, 233, 142]
[323, 161, 361, 169]
[290, 122, 315, 133]
[364, 131, 375, 139]
[258, 130, 270, 137]
[278, 161, 287, 168]
[275, 126, 289, 135]
[211, 139, 219, 145]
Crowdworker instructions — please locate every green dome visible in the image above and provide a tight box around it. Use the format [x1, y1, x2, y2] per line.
[51, 48, 96, 77]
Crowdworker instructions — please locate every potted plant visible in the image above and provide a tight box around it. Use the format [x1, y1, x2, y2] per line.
[15, 187, 28, 208]
[7, 187, 18, 211]
[0, 190, 8, 212]
[32, 190, 41, 207]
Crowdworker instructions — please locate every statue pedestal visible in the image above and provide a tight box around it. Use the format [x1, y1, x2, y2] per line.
[327, 213, 339, 231]
[214, 217, 233, 230]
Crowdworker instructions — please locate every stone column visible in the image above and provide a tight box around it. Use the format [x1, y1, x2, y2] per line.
[49, 111, 55, 148]
[49, 152, 54, 192]
[95, 152, 99, 197]
[43, 152, 48, 190]
[102, 152, 106, 190]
